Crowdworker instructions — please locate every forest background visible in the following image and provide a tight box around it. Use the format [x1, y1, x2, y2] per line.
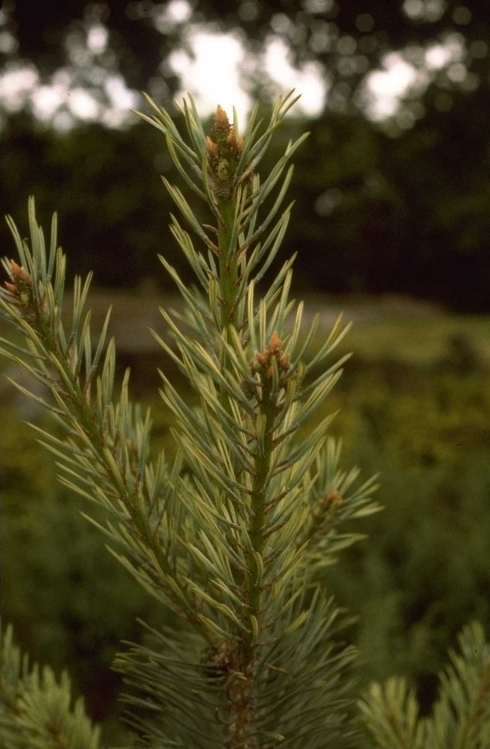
[2, 0, 490, 741]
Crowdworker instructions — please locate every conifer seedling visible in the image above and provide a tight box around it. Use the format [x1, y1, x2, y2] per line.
[0, 91, 385, 748]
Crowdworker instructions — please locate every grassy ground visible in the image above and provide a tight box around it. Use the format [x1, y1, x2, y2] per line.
[80, 289, 490, 365]
[2, 289, 489, 401]
[3, 287, 487, 360]
[1, 286, 488, 412]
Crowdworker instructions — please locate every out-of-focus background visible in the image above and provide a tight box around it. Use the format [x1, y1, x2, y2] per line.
[2, 0, 490, 742]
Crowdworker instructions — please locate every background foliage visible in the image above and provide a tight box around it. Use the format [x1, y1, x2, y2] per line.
[1, 0, 490, 309]
[3, 330, 490, 740]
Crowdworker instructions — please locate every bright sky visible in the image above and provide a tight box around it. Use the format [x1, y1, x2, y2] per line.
[0, 0, 474, 130]
[169, 30, 328, 125]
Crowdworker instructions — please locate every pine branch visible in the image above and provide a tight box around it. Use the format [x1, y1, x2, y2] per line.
[0, 91, 381, 747]
[424, 621, 490, 749]
[360, 621, 490, 749]
[0, 625, 101, 749]
[0, 202, 210, 636]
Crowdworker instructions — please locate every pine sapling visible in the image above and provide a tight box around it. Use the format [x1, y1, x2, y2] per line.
[0, 92, 381, 748]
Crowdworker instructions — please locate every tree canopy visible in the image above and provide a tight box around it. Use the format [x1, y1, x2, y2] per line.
[1, 0, 489, 310]
[4, 0, 489, 124]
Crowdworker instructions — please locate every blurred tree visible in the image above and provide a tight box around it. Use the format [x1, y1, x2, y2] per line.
[1, 0, 490, 309]
[379, 82, 490, 311]
[3, 0, 489, 122]
[0, 114, 187, 288]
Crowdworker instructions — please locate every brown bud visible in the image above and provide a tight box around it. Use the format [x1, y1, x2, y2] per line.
[10, 259, 32, 287]
[252, 332, 292, 385]
[215, 104, 230, 132]
[4, 281, 17, 295]
[327, 490, 343, 508]
[4, 259, 33, 298]
[206, 136, 219, 159]
[266, 331, 282, 356]
[226, 127, 237, 148]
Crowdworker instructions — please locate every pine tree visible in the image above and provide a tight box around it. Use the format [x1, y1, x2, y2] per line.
[0, 91, 379, 748]
[359, 620, 490, 749]
[1, 91, 489, 749]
